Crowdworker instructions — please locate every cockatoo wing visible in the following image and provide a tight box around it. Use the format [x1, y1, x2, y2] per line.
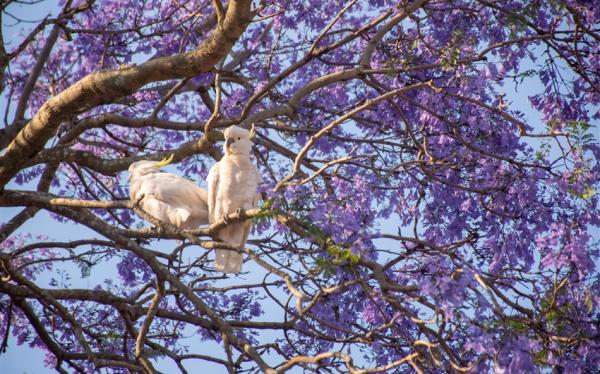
[238, 165, 262, 258]
[137, 174, 198, 206]
[182, 186, 209, 228]
[141, 196, 191, 227]
[135, 173, 209, 226]
[207, 163, 220, 224]
[244, 164, 262, 208]
[208, 161, 244, 273]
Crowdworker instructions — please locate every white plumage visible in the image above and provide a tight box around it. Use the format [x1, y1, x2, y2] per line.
[128, 155, 209, 229]
[207, 125, 262, 273]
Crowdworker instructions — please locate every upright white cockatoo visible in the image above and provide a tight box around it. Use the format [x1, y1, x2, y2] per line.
[207, 125, 262, 273]
[128, 155, 209, 229]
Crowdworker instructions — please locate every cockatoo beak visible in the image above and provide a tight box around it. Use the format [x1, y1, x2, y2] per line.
[156, 153, 175, 167]
[225, 138, 234, 148]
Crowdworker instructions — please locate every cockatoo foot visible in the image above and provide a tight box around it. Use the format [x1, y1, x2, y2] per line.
[234, 208, 244, 220]
[221, 213, 231, 224]
[152, 225, 164, 236]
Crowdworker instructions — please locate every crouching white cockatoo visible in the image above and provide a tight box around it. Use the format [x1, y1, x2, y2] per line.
[207, 125, 262, 273]
[128, 155, 209, 229]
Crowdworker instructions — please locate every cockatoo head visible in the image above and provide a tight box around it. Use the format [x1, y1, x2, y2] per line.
[127, 154, 174, 182]
[223, 125, 255, 156]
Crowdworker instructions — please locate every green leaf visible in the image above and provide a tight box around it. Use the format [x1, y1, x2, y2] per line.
[568, 185, 596, 200]
[544, 310, 559, 322]
[581, 186, 596, 200]
[326, 244, 360, 265]
[534, 349, 548, 365]
[101, 331, 121, 341]
[315, 256, 335, 277]
[540, 299, 550, 310]
[508, 320, 528, 332]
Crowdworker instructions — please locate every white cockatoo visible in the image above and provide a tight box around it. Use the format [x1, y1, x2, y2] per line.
[207, 125, 262, 273]
[128, 155, 209, 229]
